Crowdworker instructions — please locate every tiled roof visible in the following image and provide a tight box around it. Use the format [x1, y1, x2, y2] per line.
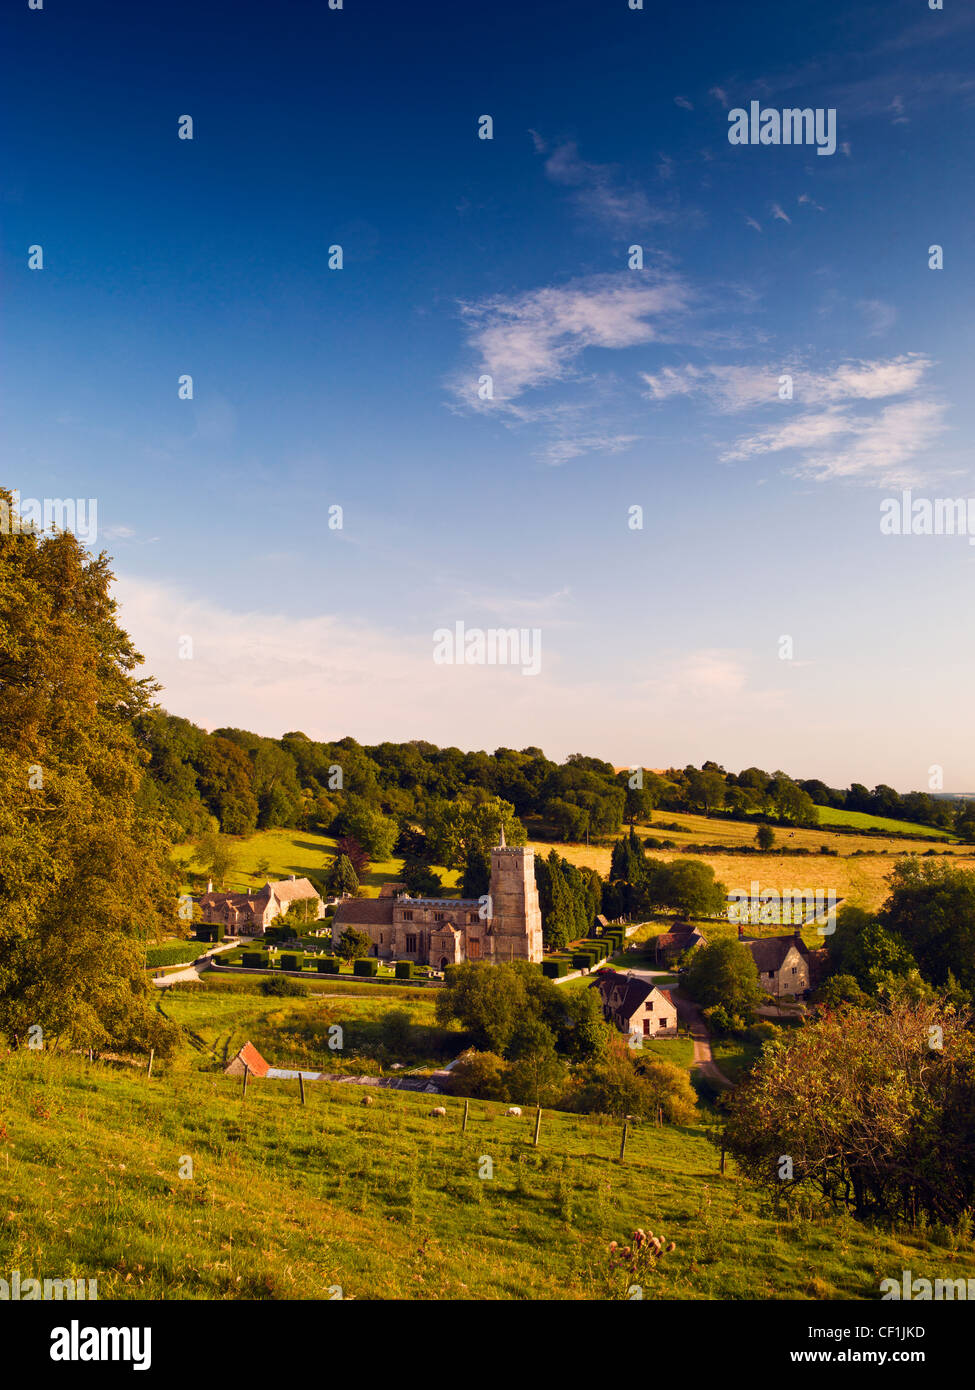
[332, 897, 395, 926]
[228, 1042, 269, 1077]
[743, 933, 807, 973]
[270, 877, 321, 903]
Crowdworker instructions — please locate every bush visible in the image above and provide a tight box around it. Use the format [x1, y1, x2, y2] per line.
[394, 960, 414, 980]
[279, 953, 301, 972]
[316, 957, 340, 974]
[260, 975, 307, 997]
[242, 952, 266, 969]
[353, 958, 379, 977]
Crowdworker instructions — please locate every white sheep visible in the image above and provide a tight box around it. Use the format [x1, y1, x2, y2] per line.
[430, 1106, 447, 1117]
[505, 1106, 522, 1117]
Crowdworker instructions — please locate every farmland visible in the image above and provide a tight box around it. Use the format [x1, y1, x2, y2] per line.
[3, 1048, 973, 1301]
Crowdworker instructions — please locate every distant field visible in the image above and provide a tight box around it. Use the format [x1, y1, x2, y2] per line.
[4, 1050, 973, 1300]
[813, 805, 952, 838]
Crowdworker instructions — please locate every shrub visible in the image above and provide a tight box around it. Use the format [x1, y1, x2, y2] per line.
[394, 960, 414, 980]
[260, 975, 307, 997]
[279, 954, 301, 972]
[316, 957, 340, 974]
[353, 958, 379, 977]
[242, 953, 266, 969]
[542, 959, 570, 978]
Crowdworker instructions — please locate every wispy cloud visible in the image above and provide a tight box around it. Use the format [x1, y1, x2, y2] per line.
[542, 141, 680, 231]
[456, 272, 690, 406]
[643, 354, 946, 485]
[770, 202, 791, 224]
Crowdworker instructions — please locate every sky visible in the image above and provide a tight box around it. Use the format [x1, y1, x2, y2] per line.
[4, 0, 974, 791]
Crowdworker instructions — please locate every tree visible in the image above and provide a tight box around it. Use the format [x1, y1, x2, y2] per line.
[401, 859, 442, 898]
[543, 851, 574, 951]
[324, 853, 359, 897]
[424, 796, 525, 870]
[334, 835, 370, 876]
[683, 938, 763, 1021]
[195, 830, 236, 886]
[719, 1000, 975, 1224]
[460, 844, 491, 899]
[506, 1017, 565, 1107]
[879, 860, 975, 992]
[687, 768, 726, 816]
[442, 1050, 509, 1101]
[254, 856, 272, 881]
[435, 961, 526, 1053]
[0, 495, 179, 1056]
[559, 985, 608, 1062]
[651, 859, 727, 917]
[335, 926, 372, 960]
[566, 1034, 695, 1121]
[332, 795, 398, 861]
[380, 1008, 413, 1055]
[756, 824, 776, 851]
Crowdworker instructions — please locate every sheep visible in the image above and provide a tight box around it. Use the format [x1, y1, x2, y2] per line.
[361, 1094, 374, 1107]
[430, 1106, 447, 1117]
[505, 1106, 522, 1117]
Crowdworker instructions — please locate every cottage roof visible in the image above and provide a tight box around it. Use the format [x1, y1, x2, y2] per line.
[270, 877, 321, 904]
[744, 933, 808, 973]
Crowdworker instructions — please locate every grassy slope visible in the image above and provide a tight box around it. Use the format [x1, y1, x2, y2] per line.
[3, 1050, 972, 1301]
[161, 980, 463, 1075]
[174, 827, 460, 899]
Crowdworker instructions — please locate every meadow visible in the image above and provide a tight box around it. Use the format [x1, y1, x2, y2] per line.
[3, 1049, 973, 1301]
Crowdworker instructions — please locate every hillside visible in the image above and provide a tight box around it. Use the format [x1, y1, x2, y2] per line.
[3, 1049, 973, 1301]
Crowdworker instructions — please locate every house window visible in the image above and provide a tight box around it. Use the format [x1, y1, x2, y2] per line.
[643, 1019, 651, 1036]
[791, 967, 797, 975]
[645, 1001, 653, 1010]
[403, 910, 414, 922]
[379, 933, 383, 944]
[434, 912, 444, 922]
[405, 934, 417, 953]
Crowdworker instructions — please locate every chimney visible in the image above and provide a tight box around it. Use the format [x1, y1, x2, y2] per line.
[207, 879, 213, 893]
[290, 874, 296, 881]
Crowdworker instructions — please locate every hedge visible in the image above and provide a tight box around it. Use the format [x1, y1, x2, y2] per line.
[242, 953, 267, 969]
[353, 958, 379, 976]
[279, 954, 301, 972]
[316, 958, 340, 974]
[541, 959, 570, 979]
[394, 960, 414, 980]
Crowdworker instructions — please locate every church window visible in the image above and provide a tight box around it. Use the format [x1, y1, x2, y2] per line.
[403, 910, 414, 921]
[433, 912, 444, 922]
[406, 934, 417, 953]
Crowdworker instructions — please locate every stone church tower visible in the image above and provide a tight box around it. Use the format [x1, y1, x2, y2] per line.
[485, 826, 544, 963]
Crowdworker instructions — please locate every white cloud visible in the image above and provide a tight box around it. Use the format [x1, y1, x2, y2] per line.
[856, 298, 897, 337]
[674, 96, 694, 111]
[643, 354, 946, 485]
[745, 216, 762, 232]
[770, 202, 792, 224]
[457, 273, 690, 404]
[709, 86, 728, 105]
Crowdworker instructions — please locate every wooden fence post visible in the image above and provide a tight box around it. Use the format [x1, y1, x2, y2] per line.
[720, 1143, 726, 1175]
[299, 1073, 305, 1106]
[462, 1098, 469, 1133]
[242, 1063, 249, 1100]
[619, 1117, 629, 1163]
[146, 1048, 154, 1081]
[533, 1105, 542, 1148]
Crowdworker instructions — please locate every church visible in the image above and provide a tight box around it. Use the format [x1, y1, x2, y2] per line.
[330, 831, 544, 968]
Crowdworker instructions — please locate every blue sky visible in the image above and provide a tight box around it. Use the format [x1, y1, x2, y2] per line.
[4, 0, 975, 789]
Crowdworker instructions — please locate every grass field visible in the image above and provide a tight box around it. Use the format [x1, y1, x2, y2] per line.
[174, 827, 461, 899]
[3, 1049, 973, 1301]
[160, 977, 463, 1075]
[813, 805, 953, 838]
